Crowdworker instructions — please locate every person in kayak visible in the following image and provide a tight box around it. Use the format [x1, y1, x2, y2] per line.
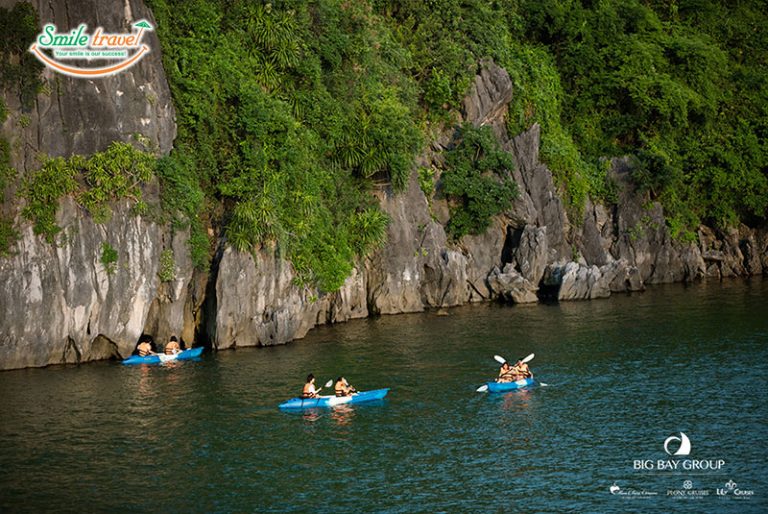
[302, 374, 319, 398]
[512, 357, 533, 379]
[497, 362, 516, 383]
[334, 377, 357, 397]
[136, 340, 154, 357]
[165, 335, 181, 355]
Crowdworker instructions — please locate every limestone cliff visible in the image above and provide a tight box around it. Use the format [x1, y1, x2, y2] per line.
[0, 0, 184, 369]
[0, 4, 765, 370]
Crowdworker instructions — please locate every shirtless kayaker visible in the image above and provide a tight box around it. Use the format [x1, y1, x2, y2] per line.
[136, 340, 154, 357]
[165, 335, 181, 355]
[334, 377, 357, 397]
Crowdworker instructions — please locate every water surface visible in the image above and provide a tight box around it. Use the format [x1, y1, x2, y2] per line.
[1, 279, 767, 512]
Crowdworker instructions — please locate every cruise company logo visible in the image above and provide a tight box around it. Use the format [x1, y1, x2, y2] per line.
[608, 482, 657, 499]
[29, 20, 154, 78]
[716, 480, 755, 498]
[667, 479, 710, 499]
[664, 432, 691, 456]
[632, 432, 725, 471]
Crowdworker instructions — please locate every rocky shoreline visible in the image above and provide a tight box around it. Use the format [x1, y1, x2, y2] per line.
[1, 2, 766, 371]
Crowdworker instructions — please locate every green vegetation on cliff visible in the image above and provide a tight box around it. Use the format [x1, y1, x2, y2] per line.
[516, 0, 768, 236]
[2, 0, 766, 281]
[19, 142, 155, 242]
[443, 124, 518, 239]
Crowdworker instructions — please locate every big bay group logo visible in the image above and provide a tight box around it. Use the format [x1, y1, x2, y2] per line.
[29, 20, 154, 78]
[663, 432, 691, 456]
[633, 432, 725, 471]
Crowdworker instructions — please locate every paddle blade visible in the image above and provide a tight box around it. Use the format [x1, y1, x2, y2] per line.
[493, 355, 507, 364]
[324, 379, 334, 388]
[476, 385, 489, 393]
[522, 353, 535, 363]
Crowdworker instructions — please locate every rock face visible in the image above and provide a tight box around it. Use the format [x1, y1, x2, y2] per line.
[0, 0, 176, 173]
[213, 247, 367, 349]
[0, 198, 163, 368]
[1, 37, 766, 370]
[0, 0, 182, 370]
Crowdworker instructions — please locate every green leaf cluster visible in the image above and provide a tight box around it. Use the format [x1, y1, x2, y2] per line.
[158, 248, 176, 282]
[0, 2, 43, 110]
[0, 217, 18, 257]
[442, 124, 518, 239]
[100, 242, 118, 275]
[19, 142, 155, 242]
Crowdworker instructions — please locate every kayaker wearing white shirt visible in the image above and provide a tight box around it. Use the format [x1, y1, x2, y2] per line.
[302, 374, 319, 398]
[334, 377, 357, 397]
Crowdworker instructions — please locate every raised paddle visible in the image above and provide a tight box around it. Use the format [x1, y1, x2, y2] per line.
[494, 353, 535, 365]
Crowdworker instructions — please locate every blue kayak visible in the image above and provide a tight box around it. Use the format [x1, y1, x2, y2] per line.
[122, 346, 204, 365]
[485, 377, 535, 392]
[279, 388, 390, 409]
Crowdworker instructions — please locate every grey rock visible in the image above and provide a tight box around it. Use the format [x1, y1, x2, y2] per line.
[487, 265, 539, 304]
[544, 261, 632, 301]
[213, 247, 318, 349]
[507, 125, 571, 261]
[0, 198, 163, 369]
[461, 218, 507, 301]
[510, 225, 548, 285]
[462, 59, 513, 141]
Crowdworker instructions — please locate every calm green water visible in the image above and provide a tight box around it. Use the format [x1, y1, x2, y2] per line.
[1, 279, 767, 512]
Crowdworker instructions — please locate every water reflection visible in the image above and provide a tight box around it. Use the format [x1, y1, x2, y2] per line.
[330, 404, 355, 426]
[501, 389, 532, 411]
[301, 408, 324, 422]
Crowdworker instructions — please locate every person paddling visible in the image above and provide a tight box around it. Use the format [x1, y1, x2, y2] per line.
[497, 362, 516, 383]
[165, 335, 181, 355]
[136, 339, 155, 357]
[334, 377, 357, 397]
[512, 357, 533, 380]
[302, 374, 320, 398]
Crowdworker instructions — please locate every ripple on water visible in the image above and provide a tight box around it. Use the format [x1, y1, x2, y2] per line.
[0, 279, 767, 512]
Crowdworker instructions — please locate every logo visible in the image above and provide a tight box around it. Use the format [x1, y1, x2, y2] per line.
[716, 479, 755, 498]
[29, 20, 154, 78]
[632, 432, 724, 472]
[667, 479, 710, 499]
[664, 432, 691, 456]
[609, 482, 657, 499]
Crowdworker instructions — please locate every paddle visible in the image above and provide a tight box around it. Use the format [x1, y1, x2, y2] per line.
[494, 353, 535, 365]
[476, 353, 536, 392]
[315, 379, 334, 395]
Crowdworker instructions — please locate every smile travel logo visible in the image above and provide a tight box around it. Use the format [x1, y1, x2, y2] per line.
[29, 20, 154, 78]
